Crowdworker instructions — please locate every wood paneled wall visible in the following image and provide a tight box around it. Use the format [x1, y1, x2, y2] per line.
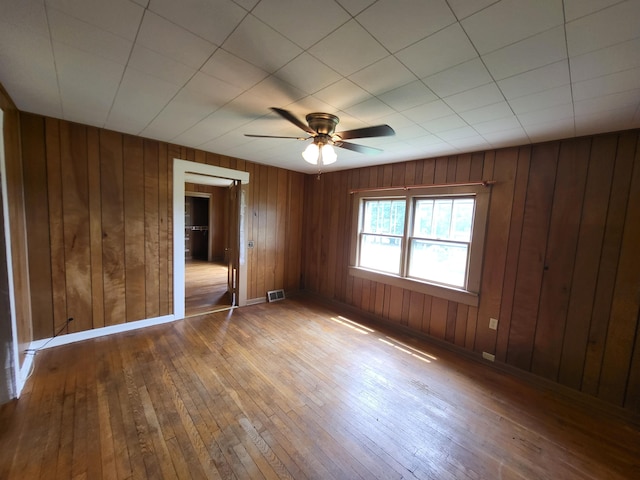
[302, 131, 640, 413]
[0, 85, 31, 369]
[20, 113, 305, 340]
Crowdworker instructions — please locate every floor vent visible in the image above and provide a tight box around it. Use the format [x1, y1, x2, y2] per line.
[267, 289, 285, 302]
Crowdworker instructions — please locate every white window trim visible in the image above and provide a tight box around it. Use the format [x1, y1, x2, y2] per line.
[349, 185, 491, 307]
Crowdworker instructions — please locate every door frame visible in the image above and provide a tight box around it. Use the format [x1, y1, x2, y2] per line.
[173, 159, 249, 319]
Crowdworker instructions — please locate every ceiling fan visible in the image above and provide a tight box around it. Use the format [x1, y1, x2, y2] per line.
[245, 108, 395, 166]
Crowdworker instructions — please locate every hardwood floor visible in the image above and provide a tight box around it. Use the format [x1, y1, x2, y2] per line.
[1, 297, 638, 479]
[185, 260, 231, 317]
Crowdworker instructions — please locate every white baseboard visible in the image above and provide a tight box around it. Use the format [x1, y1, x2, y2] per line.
[27, 314, 177, 353]
[245, 297, 267, 306]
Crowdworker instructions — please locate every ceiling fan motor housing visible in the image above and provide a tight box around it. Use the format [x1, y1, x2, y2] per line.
[306, 112, 339, 136]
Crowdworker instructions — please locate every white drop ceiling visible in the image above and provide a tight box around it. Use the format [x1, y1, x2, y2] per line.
[1, 0, 639, 173]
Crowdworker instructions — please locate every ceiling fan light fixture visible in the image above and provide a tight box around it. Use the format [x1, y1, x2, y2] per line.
[302, 143, 337, 166]
[302, 143, 319, 164]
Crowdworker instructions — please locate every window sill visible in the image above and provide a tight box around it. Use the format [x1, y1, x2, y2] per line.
[348, 266, 479, 307]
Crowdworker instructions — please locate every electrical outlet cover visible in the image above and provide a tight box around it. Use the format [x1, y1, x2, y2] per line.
[489, 317, 498, 330]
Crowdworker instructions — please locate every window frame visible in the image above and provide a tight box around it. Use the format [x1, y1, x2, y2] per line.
[349, 185, 491, 306]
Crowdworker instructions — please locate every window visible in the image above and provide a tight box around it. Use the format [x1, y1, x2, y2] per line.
[350, 185, 490, 306]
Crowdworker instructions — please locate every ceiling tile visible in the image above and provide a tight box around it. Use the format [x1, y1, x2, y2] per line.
[564, 0, 624, 22]
[566, 0, 640, 56]
[446, 0, 499, 20]
[344, 97, 396, 121]
[404, 100, 454, 124]
[447, 135, 491, 151]
[201, 49, 268, 90]
[309, 20, 388, 76]
[47, 0, 144, 40]
[136, 11, 216, 69]
[106, 68, 181, 133]
[175, 109, 254, 147]
[573, 67, 640, 101]
[437, 126, 480, 141]
[508, 85, 572, 114]
[222, 15, 302, 73]
[498, 60, 569, 99]
[517, 103, 574, 126]
[349, 56, 416, 95]
[524, 118, 575, 142]
[0, 0, 49, 37]
[356, 0, 456, 53]
[482, 126, 528, 147]
[274, 53, 342, 95]
[148, 0, 245, 45]
[47, 8, 132, 64]
[574, 89, 640, 116]
[232, 76, 307, 116]
[423, 58, 493, 97]
[54, 42, 124, 126]
[128, 44, 195, 86]
[335, 0, 377, 16]
[482, 25, 567, 80]
[252, 0, 350, 49]
[396, 23, 478, 78]
[461, 0, 564, 54]
[183, 72, 243, 106]
[472, 115, 522, 134]
[378, 81, 438, 112]
[420, 114, 468, 133]
[0, 21, 61, 117]
[575, 105, 637, 135]
[458, 101, 513, 124]
[569, 38, 640, 82]
[313, 79, 371, 110]
[444, 83, 504, 112]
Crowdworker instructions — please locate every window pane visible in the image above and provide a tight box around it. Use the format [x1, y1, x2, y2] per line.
[451, 198, 474, 241]
[359, 234, 402, 274]
[413, 199, 434, 237]
[433, 199, 453, 238]
[408, 239, 468, 287]
[363, 200, 406, 235]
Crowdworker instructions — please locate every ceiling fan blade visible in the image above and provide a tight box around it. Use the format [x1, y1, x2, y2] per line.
[335, 141, 383, 155]
[335, 124, 395, 140]
[270, 107, 316, 135]
[245, 134, 309, 140]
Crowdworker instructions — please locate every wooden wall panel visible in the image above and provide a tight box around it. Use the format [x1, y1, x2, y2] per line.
[20, 114, 53, 339]
[531, 138, 590, 380]
[60, 122, 92, 333]
[582, 135, 635, 395]
[144, 140, 160, 319]
[87, 128, 104, 329]
[302, 131, 640, 414]
[597, 134, 640, 406]
[123, 136, 145, 323]
[45, 118, 68, 333]
[19, 116, 305, 339]
[506, 143, 558, 370]
[2, 88, 32, 366]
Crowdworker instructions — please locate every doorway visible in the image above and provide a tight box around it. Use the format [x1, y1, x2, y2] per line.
[173, 159, 249, 320]
[184, 188, 231, 316]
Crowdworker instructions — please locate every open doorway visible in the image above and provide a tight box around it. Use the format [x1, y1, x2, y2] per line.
[173, 159, 249, 320]
[184, 188, 231, 316]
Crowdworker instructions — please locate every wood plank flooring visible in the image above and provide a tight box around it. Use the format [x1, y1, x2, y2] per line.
[1, 297, 638, 479]
[185, 260, 231, 317]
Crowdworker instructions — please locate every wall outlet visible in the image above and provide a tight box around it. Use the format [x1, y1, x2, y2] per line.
[482, 352, 495, 362]
[489, 317, 498, 330]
